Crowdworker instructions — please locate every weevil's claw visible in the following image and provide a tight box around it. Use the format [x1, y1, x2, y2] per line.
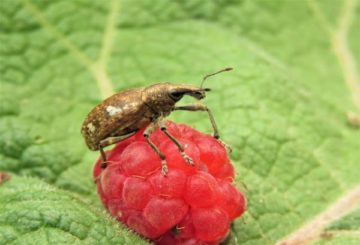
[181, 152, 194, 166]
[100, 160, 117, 169]
[161, 160, 168, 176]
[218, 139, 232, 153]
[100, 161, 108, 169]
[226, 144, 233, 154]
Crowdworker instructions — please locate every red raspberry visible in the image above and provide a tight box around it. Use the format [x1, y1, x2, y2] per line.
[93, 121, 246, 244]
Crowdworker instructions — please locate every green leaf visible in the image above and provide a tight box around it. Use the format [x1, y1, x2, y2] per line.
[1, 0, 359, 244]
[0, 175, 148, 245]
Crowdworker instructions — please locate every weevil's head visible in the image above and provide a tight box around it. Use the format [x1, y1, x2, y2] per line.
[142, 83, 210, 114]
[142, 68, 232, 115]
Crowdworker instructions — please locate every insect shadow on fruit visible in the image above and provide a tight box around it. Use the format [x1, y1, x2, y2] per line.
[81, 68, 233, 176]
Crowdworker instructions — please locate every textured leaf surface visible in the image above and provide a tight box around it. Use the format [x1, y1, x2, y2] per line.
[0, 175, 148, 245]
[0, 0, 359, 244]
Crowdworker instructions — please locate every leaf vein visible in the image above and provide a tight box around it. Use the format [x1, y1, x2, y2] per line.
[332, 0, 360, 109]
[276, 184, 360, 245]
[92, 0, 120, 99]
[307, 0, 360, 110]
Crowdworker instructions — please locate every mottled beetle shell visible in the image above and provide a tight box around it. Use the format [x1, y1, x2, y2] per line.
[81, 88, 153, 150]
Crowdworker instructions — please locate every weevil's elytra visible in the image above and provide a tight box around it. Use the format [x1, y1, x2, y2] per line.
[81, 68, 233, 175]
[106, 106, 124, 116]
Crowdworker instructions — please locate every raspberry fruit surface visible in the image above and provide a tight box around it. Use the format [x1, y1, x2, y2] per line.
[93, 121, 246, 244]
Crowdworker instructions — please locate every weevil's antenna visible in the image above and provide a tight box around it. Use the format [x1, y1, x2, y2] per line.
[200, 67, 233, 89]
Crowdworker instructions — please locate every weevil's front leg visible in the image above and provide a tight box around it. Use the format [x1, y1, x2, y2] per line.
[159, 120, 194, 165]
[98, 131, 137, 169]
[143, 122, 168, 176]
[175, 104, 219, 138]
[174, 103, 232, 153]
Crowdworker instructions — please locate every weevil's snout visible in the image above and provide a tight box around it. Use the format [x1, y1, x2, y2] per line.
[195, 88, 211, 99]
[192, 89, 207, 100]
[168, 84, 211, 102]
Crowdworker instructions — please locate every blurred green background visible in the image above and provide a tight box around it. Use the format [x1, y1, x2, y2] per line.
[1, 0, 360, 244]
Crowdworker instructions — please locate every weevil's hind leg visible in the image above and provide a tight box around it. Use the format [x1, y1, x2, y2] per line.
[98, 145, 107, 169]
[159, 120, 194, 165]
[143, 122, 168, 176]
[174, 103, 232, 153]
[98, 131, 138, 169]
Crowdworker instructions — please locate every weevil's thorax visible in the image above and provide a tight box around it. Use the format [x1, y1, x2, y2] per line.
[141, 83, 177, 116]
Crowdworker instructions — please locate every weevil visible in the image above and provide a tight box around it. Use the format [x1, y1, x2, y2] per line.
[81, 68, 232, 175]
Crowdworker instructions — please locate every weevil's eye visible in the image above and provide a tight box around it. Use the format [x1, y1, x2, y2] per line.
[169, 90, 184, 101]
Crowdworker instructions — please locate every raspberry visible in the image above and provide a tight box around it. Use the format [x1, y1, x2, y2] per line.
[192, 207, 229, 241]
[149, 170, 187, 198]
[122, 177, 153, 210]
[184, 172, 220, 208]
[144, 197, 188, 231]
[94, 121, 246, 244]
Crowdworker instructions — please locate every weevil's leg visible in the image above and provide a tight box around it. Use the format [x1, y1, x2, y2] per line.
[98, 145, 107, 169]
[98, 131, 137, 169]
[174, 104, 219, 138]
[159, 120, 194, 165]
[174, 104, 232, 153]
[143, 122, 168, 176]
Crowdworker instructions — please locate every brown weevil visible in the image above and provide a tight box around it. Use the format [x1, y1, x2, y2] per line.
[81, 68, 233, 175]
